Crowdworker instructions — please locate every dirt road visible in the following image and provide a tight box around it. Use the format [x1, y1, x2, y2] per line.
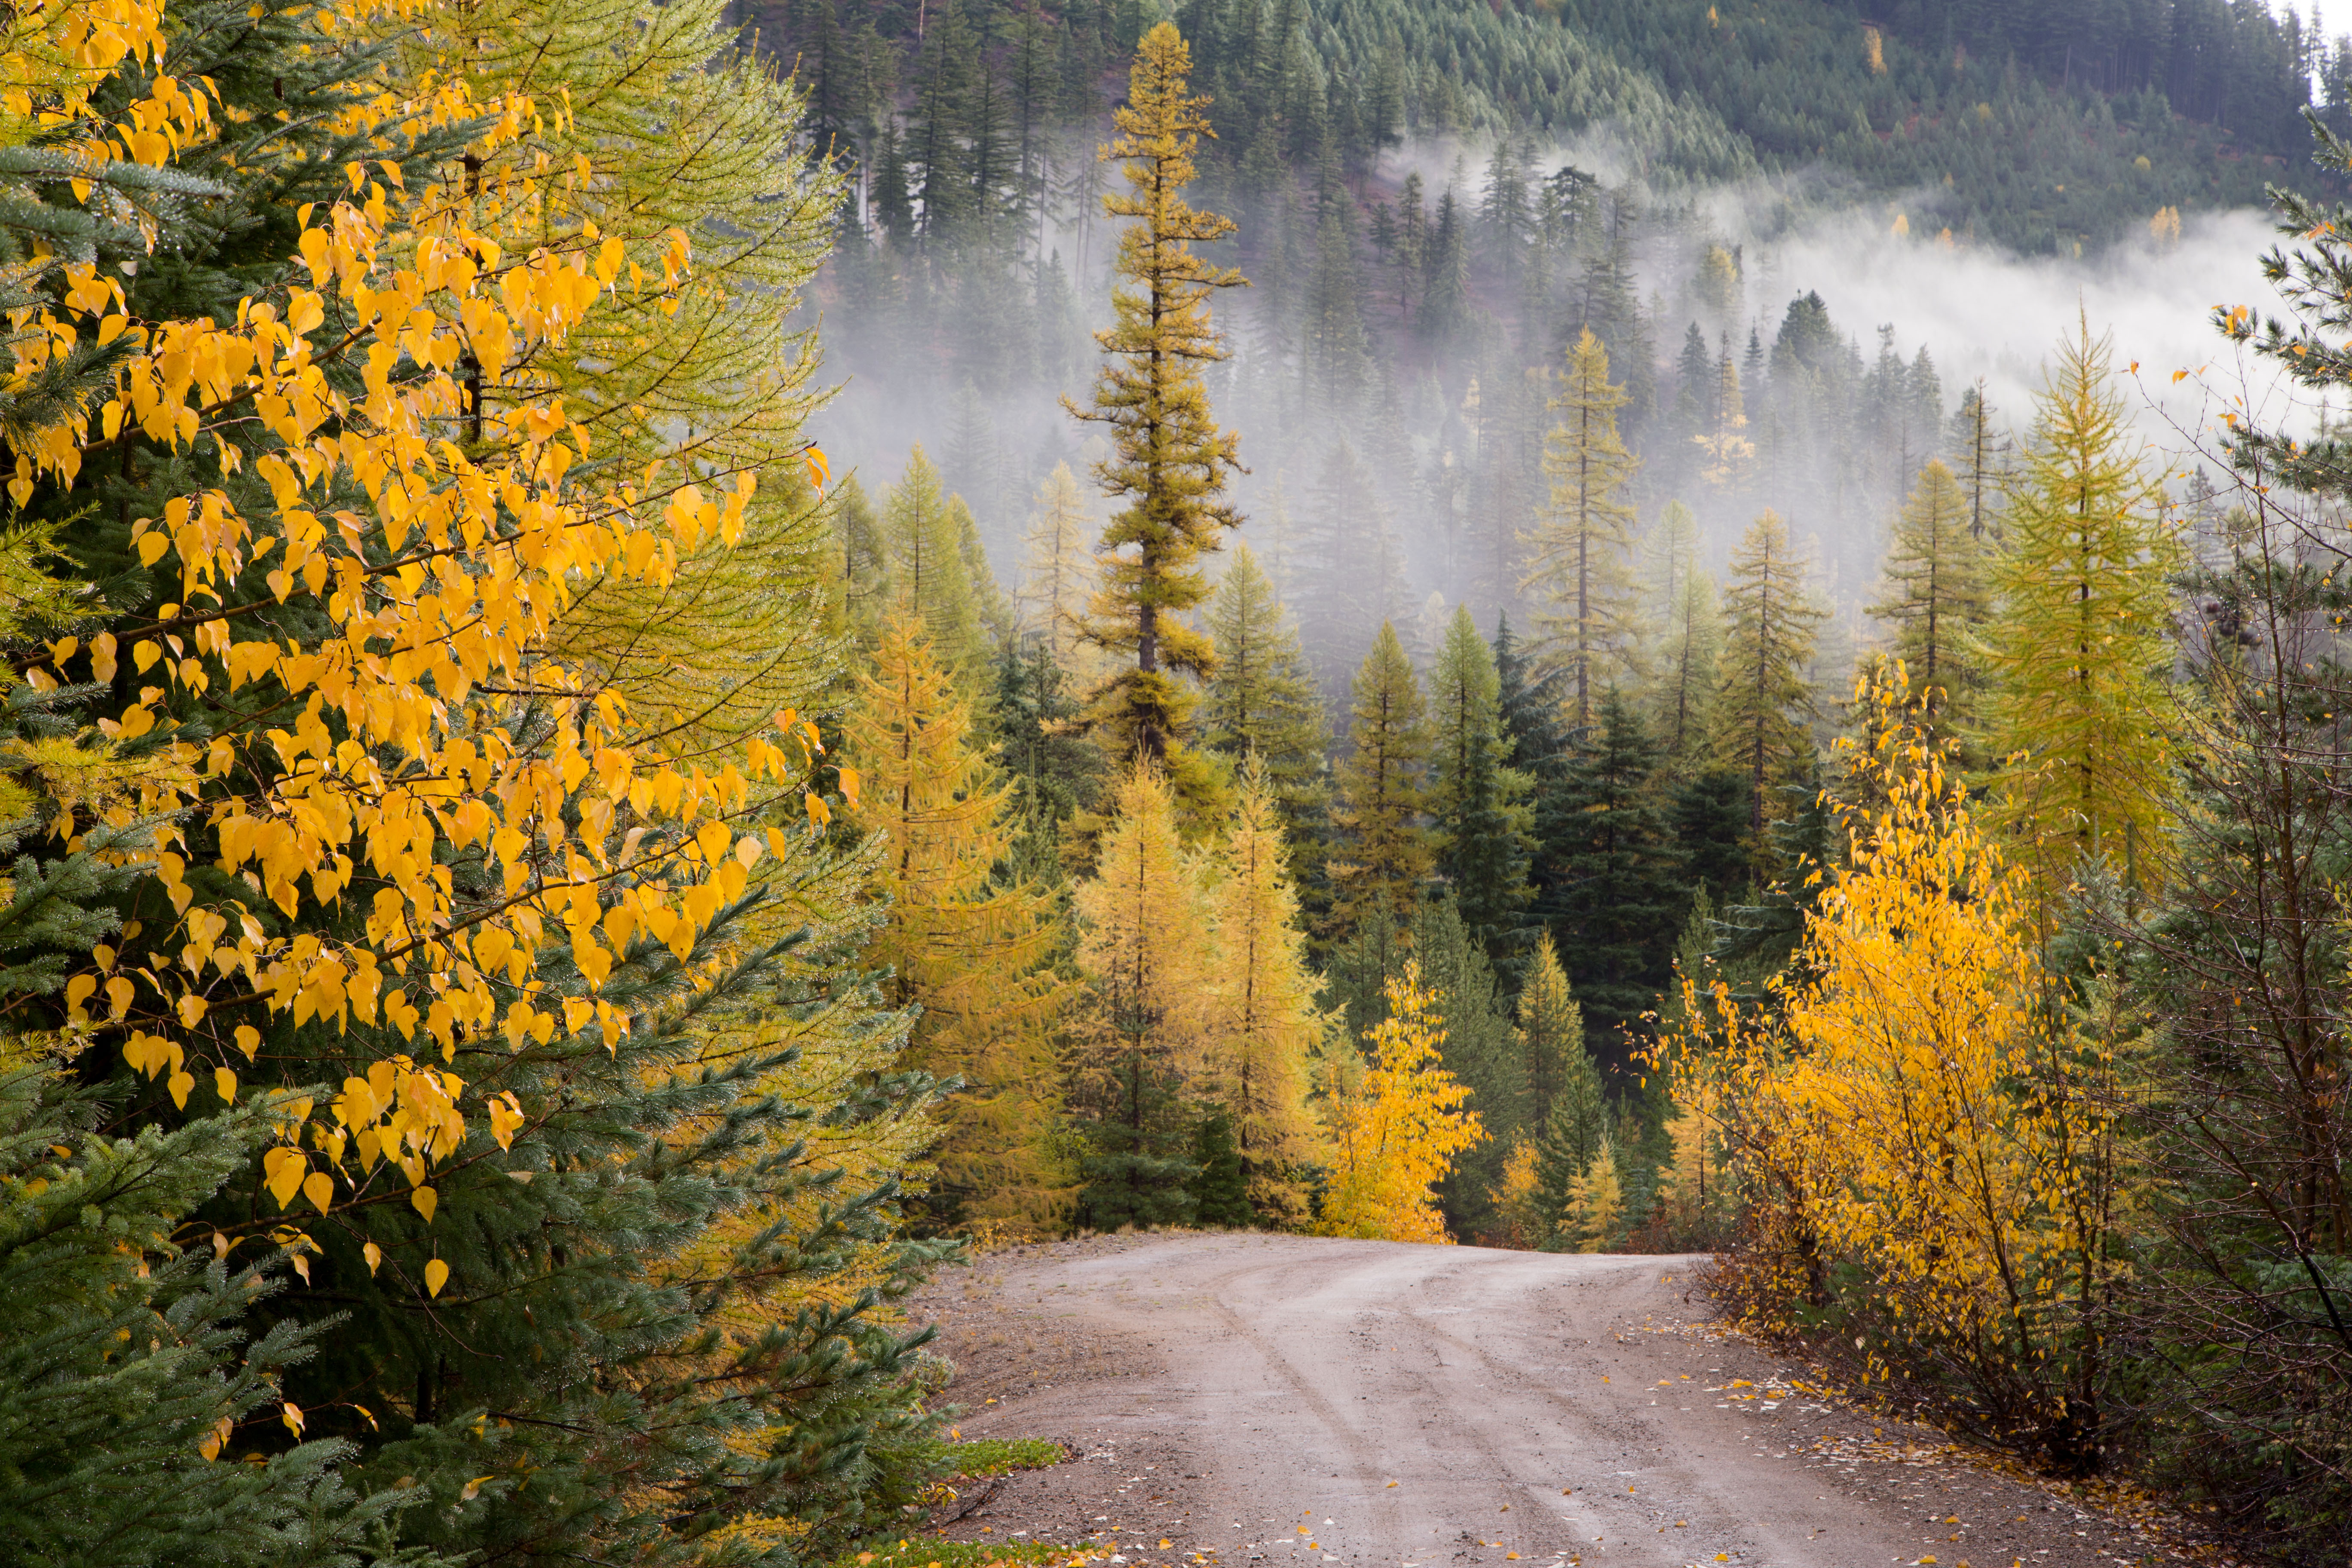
[910, 1233, 2220, 1568]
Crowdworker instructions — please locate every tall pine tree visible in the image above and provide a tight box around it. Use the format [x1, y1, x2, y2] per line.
[1869, 457, 1990, 738]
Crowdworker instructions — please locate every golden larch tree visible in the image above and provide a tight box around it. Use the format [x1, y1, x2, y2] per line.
[1017, 460, 1100, 669]
[1065, 21, 1247, 793]
[1526, 326, 1641, 726]
[1070, 763, 1216, 1224]
[1199, 758, 1326, 1221]
[843, 614, 1074, 1232]
[1977, 318, 2180, 897]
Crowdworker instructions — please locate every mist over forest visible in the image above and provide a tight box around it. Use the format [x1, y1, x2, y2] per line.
[773, 0, 2347, 705]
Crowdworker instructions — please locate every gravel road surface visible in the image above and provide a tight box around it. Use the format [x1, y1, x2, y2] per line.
[908, 1232, 2226, 1568]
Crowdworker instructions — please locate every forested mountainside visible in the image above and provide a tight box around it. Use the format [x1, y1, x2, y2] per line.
[750, 0, 2332, 247]
[769, 0, 2327, 690]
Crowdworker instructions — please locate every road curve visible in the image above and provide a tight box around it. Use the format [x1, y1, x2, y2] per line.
[917, 1232, 2189, 1568]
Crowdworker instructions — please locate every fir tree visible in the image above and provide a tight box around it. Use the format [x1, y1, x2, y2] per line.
[1640, 499, 1722, 765]
[1188, 1110, 1251, 1226]
[1869, 458, 1990, 737]
[1978, 320, 2180, 896]
[1066, 22, 1248, 792]
[1428, 607, 1532, 951]
[1412, 895, 1527, 1234]
[1715, 510, 1828, 830]
[0, 1056, 443, 1566]
[990, 635, 1109, 881]
[845, 615, 1074, 1234]
[1529, 1024, 1609, 1250]
[830, 474, 894, 648]
[1540, 690, 1676, 1063]
[1528, 327, 1641, 726]
[1329, 623, 1435, 935]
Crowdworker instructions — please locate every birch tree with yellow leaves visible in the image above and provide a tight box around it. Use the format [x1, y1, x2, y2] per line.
[1690, 689, 2140, 1472]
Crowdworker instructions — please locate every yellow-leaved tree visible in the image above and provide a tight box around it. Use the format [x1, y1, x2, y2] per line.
[1070, 763, 1215, 1228]
[1694, 675, 2140, 1472]
[1065, 21, 1246, 802]
[845, 612, 1073, 1234]
[1318, 961, 1486, 1243]
[1199, 757, 1324, 1221]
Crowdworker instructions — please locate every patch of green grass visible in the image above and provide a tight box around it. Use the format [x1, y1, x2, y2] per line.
[928, 1438, 1065, 1479]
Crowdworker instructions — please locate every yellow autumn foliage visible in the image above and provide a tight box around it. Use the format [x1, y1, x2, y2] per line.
[1318, 961, 1485, 1244]
[1688, 673, 2141, 1465]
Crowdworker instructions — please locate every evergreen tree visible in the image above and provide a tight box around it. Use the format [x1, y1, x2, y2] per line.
[1200, 759, 1326, 1223]
[1428, 607, 1532, 951]
[1978, 320, 2180, 896]
[1295, 439, 1406, 704]
[0, 1056, 444, 1566]
[1412, 895, 1527, 1234]
[1016, 461, 1100, 669]
[845, 615, 1074, 1234]
[830, 474, 894, 648]
[1528, 327, 1641, 726]
[990, 635, 1109, 881]
[1204, 544, 1330, 881]
[1066, 22, 1248, 793]
[1950, 380, 2007, 542]
[1071, 766, 1210, 1227]
[1640, 499, 1722, 765]
[1188, 1110, 1251, 1226]
[1715, 510, 1829, 830]
[1329, 623, 1434, 934]
[1540, 689, 1676, 1064]
[1869, 457, 1990, 737]
[1529, 1022, 1609, 1250]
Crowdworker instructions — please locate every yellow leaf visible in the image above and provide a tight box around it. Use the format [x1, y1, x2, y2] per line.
[302, 1170, 334, 1212]
[281, 1401, 305, 1437]
[262, 1146, 306, 1208]
[214, 1067, 237, 1104]
[411, 1184, 437, 1222]
[424, 1257, 450, 1296]
[168, 1070, 194, 1108]
[461, 1474, 493, 1499]
[363, 1240, 383, 1275]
